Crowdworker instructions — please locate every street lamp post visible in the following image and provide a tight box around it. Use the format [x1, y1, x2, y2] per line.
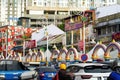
[45, 13, 49, 66]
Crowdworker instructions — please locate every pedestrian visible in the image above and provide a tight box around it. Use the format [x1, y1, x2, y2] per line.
[53, 63, 74, 80]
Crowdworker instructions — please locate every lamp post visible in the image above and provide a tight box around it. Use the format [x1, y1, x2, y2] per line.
[45, 13, 49, 66]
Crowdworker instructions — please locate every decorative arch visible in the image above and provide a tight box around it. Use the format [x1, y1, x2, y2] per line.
[50, 49, 60, 61]
[25, 54, 32, 62]
[104, 42, 120, 60]
[14, 53, 20, 61]
[58, 47, 68, 61]
[31, 53, 37, 62]
[92, 44, 107, 60]
[36, 50, 45, 62]
[0, 55, 4, 60]
[7, 54, 13, 60]
[66, 47, 79, 61]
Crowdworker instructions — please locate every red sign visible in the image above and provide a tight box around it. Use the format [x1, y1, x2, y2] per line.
[25, 40, 36, 49]
[112, 32, 120, 40]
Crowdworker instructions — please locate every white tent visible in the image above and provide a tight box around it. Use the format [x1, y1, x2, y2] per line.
[32, 24, 65, 46]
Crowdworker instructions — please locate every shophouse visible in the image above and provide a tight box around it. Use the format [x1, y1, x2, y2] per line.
[94, 4, 120, 44]
[64, 10, 96, 53]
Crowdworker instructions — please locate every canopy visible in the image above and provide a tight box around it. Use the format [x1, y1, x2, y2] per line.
[37, 34, 65, 46]
[96, 4, 120, 18]
[32, 24, 65, 46]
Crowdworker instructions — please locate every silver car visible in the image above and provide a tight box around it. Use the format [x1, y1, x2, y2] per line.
[66, 63, 112, 80]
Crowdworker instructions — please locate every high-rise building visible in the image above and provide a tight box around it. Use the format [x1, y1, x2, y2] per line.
[0, 0, 27, 26]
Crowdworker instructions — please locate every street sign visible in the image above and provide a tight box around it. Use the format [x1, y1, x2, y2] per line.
[81, 54, 88, 62]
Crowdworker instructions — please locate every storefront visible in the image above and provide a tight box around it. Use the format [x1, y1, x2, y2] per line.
[64, 10, 95, 52]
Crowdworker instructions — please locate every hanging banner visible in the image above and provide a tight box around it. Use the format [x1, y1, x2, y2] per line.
[25, 40, 36, 49]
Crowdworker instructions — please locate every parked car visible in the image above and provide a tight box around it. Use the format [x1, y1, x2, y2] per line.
[0, 60, 38, 80]
[35, 66, 57, 80]
[66, 62, 112, 80]
[107, 66, 120, 80]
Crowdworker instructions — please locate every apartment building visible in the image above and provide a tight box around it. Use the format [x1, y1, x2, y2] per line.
[0, 0, 27, 26]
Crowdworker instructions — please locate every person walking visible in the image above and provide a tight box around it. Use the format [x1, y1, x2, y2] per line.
[53, 63, 74, 80]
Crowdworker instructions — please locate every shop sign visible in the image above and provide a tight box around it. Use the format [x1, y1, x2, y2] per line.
[65, 22, 83, 31]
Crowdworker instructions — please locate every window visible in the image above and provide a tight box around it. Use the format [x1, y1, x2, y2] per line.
[112, 25, 117, 33]
[66, 65, 82, 73]
[108, 26, 111, 33]
[119, 24, 120, 31]
[97, 28, 101, 35]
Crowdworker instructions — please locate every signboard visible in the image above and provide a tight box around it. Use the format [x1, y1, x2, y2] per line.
[25, 40, 36, 49]
[64, 10, 95, 31]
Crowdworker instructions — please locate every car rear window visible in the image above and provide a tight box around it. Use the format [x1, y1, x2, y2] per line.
[66, 66, 82, 73]
[39, 67, 57, 73]
[0, 60, 28, 71]
[84, 65, 112, 73]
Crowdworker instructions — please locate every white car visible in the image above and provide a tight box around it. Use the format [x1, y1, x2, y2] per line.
[66, 62, 112, 80]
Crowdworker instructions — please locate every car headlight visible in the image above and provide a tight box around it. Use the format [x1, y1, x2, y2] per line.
[20, 71, 38, 79]
[0, 74, 5, 79]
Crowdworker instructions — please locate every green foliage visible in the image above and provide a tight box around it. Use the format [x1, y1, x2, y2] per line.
[58, 21, 65, 31]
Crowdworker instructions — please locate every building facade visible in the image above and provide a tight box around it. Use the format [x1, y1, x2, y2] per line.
[25, 0, 118, 27]
[94, 4, 120, 44]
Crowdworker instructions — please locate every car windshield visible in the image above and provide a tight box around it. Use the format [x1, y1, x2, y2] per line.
[39, 67, 57, 73]
[84, 65, 112, 73]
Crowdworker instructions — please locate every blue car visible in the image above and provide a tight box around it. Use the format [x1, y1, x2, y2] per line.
[35, 66, 57, 80]
[108, 66, 120, 80]
[0, 60, 38, 80]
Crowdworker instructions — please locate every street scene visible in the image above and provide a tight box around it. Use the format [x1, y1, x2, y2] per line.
[0, 0, 120, 80]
